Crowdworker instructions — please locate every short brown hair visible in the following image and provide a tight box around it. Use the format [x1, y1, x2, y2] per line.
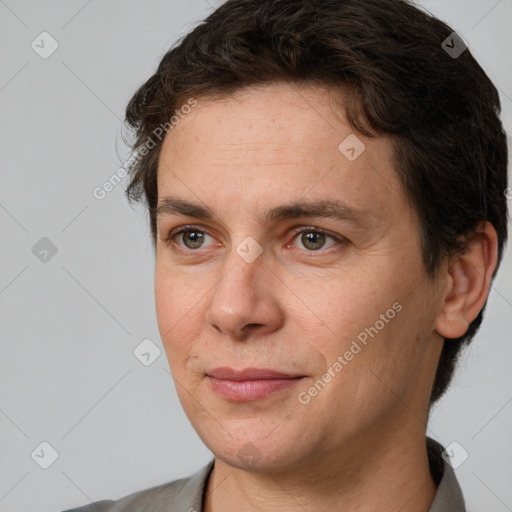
[123, 0, 509, 404]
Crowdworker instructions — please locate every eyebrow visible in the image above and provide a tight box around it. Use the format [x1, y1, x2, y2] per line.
[155, 196, 375, 228]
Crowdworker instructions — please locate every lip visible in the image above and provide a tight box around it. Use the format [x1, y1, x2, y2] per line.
[207, 367, 303, 381]
[206, 367, 305, 401]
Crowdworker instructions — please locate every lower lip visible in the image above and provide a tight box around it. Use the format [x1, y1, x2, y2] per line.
[207, 376, 302, 401]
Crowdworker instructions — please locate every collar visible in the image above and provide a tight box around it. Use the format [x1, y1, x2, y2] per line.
[426, 437, 466, 511]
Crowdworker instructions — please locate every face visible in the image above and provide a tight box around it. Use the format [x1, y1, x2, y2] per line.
[154, 83, 446, 474]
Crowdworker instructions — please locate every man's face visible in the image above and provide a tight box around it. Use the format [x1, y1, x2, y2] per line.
[154, 83, 445, 473]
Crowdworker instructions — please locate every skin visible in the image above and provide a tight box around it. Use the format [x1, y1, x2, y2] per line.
[153, 82, 498, 512]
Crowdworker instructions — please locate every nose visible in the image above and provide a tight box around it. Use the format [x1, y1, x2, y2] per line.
[205, 249, 284, 340]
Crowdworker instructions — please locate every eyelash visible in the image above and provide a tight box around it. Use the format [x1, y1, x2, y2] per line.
[160, 224, 346, 254]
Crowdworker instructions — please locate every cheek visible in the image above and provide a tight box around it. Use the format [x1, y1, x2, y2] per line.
[154, 266, 205, 367]
[289, 268, 396, 347]
[154, 269, 177, 334]
[290, 261, 424, 386]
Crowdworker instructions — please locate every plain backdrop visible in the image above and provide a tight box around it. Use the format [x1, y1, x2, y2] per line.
[0, 1, 511, 511]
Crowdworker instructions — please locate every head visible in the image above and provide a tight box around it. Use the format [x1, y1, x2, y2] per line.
[123, 0, 508, 471]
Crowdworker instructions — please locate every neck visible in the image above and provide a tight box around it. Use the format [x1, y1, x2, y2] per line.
[203, 430, 437, 512]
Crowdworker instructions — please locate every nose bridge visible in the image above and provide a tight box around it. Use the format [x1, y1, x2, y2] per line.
[213, 240, 264, 311]
[216, 229, 265, 291]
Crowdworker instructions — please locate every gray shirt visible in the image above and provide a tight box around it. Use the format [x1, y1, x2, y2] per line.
[62, 438, 465, 511]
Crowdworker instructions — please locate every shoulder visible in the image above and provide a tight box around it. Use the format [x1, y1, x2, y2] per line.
[61, 459, 215, 512]
[61, 501, 114, 512]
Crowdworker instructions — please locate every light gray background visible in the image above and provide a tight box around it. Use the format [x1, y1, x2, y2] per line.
[0, 1, 511, 511]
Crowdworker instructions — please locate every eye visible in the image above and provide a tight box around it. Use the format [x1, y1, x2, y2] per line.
[161, 225, 344, 253]
[290, 228, 341, 251]
[162, 227, 216, 250]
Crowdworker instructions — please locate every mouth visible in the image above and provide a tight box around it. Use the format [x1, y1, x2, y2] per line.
[206, 367, 305, 401]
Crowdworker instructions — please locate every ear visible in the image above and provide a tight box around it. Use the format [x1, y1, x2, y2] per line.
[434, 221, 498, 339]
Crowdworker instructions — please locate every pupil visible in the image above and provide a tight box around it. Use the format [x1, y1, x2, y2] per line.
[302, 231, 325, 250]
[185, 231, 204, 248]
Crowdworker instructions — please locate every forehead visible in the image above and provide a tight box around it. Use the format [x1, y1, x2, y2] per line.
[157, 83, 405, 223]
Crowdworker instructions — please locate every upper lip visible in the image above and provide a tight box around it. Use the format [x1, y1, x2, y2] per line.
[207, 367, 304, 381]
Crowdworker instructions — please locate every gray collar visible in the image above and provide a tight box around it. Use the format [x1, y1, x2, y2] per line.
[426, 437, 466, 511]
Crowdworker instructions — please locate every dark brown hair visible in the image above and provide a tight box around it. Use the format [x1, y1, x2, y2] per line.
[123, 0, 509, 404]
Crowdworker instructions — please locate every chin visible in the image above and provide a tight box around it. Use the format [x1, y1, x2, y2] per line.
[199, 426, 312, 473]
[218, 447, 300, 473]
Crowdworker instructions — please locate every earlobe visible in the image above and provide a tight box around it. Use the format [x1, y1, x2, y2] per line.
[434, 221, 498, 340]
